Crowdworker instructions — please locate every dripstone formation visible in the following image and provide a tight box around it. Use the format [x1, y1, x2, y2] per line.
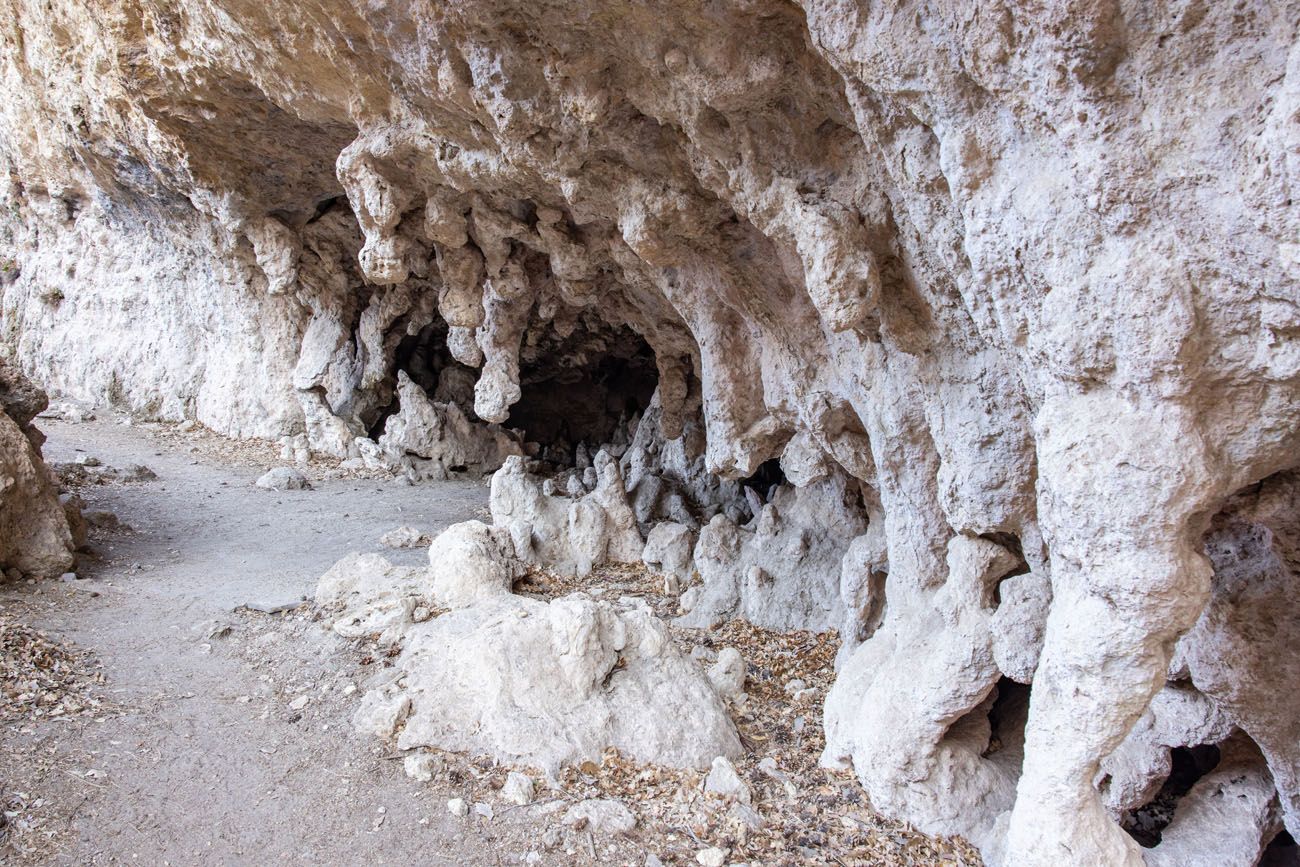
[2, 2, 1297, 864]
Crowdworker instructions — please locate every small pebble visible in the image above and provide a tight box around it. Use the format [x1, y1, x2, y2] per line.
[500, 771, 534, 806]
[405, 753, 440, 783]
[697, 847, 728, 867]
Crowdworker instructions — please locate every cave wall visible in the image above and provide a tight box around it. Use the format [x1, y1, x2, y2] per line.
[1, 1, 1298, 863]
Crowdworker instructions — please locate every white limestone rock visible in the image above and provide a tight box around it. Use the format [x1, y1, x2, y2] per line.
[380, 525, 431, 549]
[0, 361, 75, 578]
[988, 571, 1051, 685]
[3, 3, 1299, 864]
[706, 648, 746, 700]
[695, 847, 727, 867]
[490, 453, 643, 577]
[1144, 737, 1284, 867]
[822, 536, 1024, 854]
[563, 799, 636, 836]
[352, 687, 411, 739]
[314, 552, 432, 642]
[372, 371, 522, 480]
[403, 752, 442, 782]
[704, 756, 751, 805]
[255, 467, 312, 491]
[392, 594, 741, 773]
[677, 469, 867, 632]
[500, 771, 535, 806]
[426, 520, 520, 609]
[1176, 475, 1300, 840]
[642, 521, 695, 589]
[1096, 685, 1233, 817]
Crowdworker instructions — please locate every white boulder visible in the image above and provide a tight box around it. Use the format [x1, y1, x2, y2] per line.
[255, 466, 312, 490]
[315, 552, 432, 641]
[393, 593, 741, 773]
[563, 799, 636, 835]
[500, 771, 535, 806]
[427, 520, 520, 608]
[707, 648, 746, 699]
[381, 525, 432, 548]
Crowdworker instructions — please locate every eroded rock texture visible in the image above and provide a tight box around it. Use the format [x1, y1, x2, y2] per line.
[0, 360, 76, 578]
[2, 1, 1299, 863]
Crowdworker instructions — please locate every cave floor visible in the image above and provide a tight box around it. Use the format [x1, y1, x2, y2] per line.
[1, 416, 982, 867]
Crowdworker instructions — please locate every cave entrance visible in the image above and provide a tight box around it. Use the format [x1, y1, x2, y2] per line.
[741, 457, 786, 504]
[505, 321, 659, 467]
[1122, 743, 1222, 847]
[375, 310, 659, 467]
[367, 318, 479, 439]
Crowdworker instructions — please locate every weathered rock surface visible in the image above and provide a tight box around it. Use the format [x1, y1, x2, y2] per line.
[490, 454, 644, 578]
[677, 468, 867, 631]
[379, 525, 431, 549]
[499, 771, 534, 807]
[391, 593, 741, 773]
[0, 358, 75, 578]
[640, 521, 694, 590]
[563, 799, 637, 836]
[426, 520, 520, 609]
[315, 552, 432, 642]
[364, 371, 522, 480]
[255, 466, 312, 491]
[3, 2, 1299, 864]
[324, 522, 740, 774]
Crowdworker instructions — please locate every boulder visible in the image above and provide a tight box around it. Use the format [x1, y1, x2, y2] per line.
[389, 593, 741, 773]
[642, 521, 695, 589]
[427, 520, 520, 608]
[380, 525, 431, 549]
[255, 467, 311, 491]
[706, 648, 746, 700]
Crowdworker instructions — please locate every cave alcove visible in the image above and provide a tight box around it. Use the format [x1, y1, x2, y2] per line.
[375, 307, 659, 467]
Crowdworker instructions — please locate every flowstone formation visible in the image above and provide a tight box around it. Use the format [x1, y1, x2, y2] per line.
[3, 2, 1299, 863]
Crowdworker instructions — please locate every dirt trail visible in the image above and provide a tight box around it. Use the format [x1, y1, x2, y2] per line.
[1, 417, 542, 865]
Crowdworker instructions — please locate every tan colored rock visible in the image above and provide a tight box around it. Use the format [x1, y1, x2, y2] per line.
[0, 360, 74, 578]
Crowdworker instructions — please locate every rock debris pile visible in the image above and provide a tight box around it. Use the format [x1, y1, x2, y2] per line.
[2, 1, 1299, 864]
[309, 559, 983, 866]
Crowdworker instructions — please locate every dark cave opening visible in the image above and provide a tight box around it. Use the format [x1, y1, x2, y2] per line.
[1261, 829, 1299, 867]
[503, 322, 659, 466]
[1122, 744, 1222, 848]
[372, 309, 660, 465]
[741, 457, 786, 503]
[367, 317, 479, 439]
[984, 677, 1031, 759]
